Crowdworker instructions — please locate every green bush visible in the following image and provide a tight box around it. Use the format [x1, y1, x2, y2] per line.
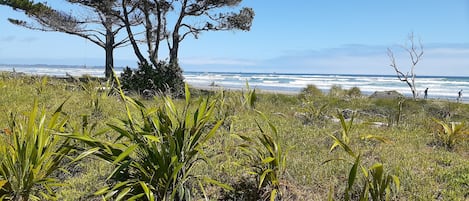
[329, 85, 345, 97]
[121, 61, 185, 97]
[299, 84, 323, 100]
[346, 87, 362, 97]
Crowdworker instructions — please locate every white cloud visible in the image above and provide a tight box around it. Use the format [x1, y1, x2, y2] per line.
[260, 43, 469, 76]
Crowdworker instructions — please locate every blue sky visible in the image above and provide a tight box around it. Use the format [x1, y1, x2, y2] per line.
[1, 0, 469, 75]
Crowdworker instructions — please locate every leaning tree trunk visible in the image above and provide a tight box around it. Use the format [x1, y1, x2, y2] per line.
[405, 80, 417, 100]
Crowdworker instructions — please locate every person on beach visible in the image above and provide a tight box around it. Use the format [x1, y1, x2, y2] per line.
[424, 88, 428, 99]
[457, 89, 463, 102]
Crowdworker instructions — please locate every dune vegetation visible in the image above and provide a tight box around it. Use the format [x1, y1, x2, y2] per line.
[0, 73, 468, 201]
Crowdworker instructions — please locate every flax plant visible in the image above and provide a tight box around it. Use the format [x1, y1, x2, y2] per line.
[326, 112, 399, 201]
[432, 118, 468, 150]
[0, 98, 73, 201]
[297, 101, 328, 125]
[65, 77, 228, 200]
[242, 81, 257, 109]
[237, 111, 288, 201]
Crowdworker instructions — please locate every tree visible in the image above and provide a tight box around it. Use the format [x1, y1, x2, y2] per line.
[117, 0, 254, 96]
[387, 33, 424, 100]
[1, 0, 136, 78]
[167, 0, 254, 64]
[119, 0, 254, 65]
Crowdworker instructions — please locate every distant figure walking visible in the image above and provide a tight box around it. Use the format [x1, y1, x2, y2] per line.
[457, 89, 463, 103]
[424, 88, 428, 99]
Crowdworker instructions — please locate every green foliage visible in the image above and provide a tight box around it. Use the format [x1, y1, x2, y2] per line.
[121, 61, 185, 97]
[326, 112, 400, 201]
[236, 111, 288, 201]
[432, 119, 468, 150]
[65, 82, 227, 200]
[329, 85, 345, 97]
[0, 74, 469, 200]
[327, 85, 362, 98]
[0, 0, 52, 15]
[437, 163, 469, 198]
[347, 87, 362, 98]
[371, 98, 406, 127]
[76, 78, 111, 118]
[212, 89, 238, 129]
[367, 163, 401, 201]
[298, 84, 323, 100]
[0, 98, 74, 201]
[330, 110, 355, 149]
[297, 101, 329, 125]
[241, 81, 257, 109]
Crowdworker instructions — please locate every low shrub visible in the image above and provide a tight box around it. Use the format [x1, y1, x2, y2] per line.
[121, 61, 185, 97]
[329, 85, 345, 97]
[299, 84, 323, 100]
[347, 87, 362, 97]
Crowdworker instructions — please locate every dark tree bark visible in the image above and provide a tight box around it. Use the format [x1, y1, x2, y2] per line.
[105, 17, 115, 78]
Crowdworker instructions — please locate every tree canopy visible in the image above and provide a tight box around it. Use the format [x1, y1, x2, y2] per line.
[2, 0, 255, 93]
[1, 0, 134, 78]
[119, 0, 255, 65]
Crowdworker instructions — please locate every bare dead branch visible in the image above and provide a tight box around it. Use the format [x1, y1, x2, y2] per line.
[387, 33, 424, 100]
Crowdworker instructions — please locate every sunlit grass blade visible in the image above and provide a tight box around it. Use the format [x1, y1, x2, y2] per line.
[329, 135, 356, 158]
[112, 144, 138, 165]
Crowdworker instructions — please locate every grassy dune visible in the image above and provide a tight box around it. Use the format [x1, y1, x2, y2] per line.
[0, 74, 468, 200]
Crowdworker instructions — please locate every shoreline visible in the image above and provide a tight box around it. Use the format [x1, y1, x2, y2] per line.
[190, 83, 469, 104]
[1, 70, 467, 103]
[189, 84, 300, 95]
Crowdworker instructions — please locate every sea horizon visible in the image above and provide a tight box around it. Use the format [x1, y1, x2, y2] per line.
[1, 64, 468, 101]
[2, 63, 469, 78]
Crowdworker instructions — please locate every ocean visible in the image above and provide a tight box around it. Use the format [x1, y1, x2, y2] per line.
[1, 64, 469, 101]
[184, 72, 469, 101]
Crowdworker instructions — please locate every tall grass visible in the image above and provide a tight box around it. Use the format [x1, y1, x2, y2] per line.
[0, 76, 468, 200]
